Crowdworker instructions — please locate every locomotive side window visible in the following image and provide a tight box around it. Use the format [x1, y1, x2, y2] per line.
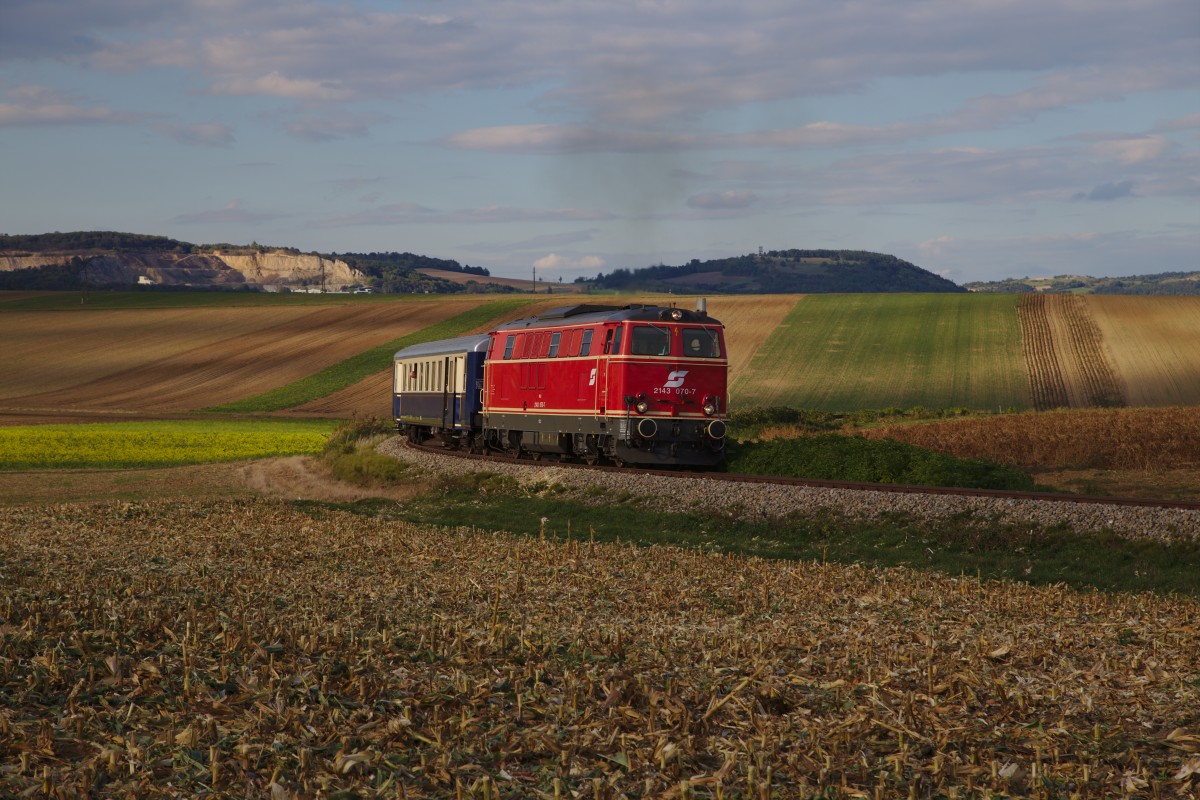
[683, 328, 721, 358]
[549, 331, 562, 357]
[503, 335, 515, 359]
[580, 329, 593, 356]
[603, 326, 623, 354]
[630, 325, 671, 356]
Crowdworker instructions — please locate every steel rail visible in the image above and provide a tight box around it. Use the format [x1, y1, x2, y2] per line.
[403, 439, 1200, 512]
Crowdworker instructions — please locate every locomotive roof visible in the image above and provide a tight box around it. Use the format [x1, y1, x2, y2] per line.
[393, 333, 491, 361]
[494, 303, 721, 331]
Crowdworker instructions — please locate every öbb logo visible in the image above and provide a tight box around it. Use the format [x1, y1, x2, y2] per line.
[663, 370, 688, 389]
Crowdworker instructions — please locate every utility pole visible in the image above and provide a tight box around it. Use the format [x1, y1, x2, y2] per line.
[532, 264, 537, 293]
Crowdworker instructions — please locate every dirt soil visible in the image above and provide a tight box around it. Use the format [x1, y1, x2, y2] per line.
[0, 298, 487, 413]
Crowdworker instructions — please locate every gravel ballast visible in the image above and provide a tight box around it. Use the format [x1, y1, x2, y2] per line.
[378, 437, 1200, 544]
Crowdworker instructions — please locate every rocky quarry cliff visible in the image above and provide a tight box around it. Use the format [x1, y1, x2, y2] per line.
[0, 250, 365, 291]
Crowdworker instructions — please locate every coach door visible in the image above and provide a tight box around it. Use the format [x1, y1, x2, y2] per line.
[440, 356, 459, 430]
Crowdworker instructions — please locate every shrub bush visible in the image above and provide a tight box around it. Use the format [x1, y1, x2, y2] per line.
[723, 434, 1035, 491]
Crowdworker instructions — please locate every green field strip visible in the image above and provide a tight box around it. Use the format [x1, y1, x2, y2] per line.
[0, 419, 338, 470]
[205, 297, 536, 413]
[732, 294, 1028, 412]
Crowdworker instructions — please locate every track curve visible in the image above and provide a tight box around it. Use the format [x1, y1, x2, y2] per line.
[404, 439, 1200, 512]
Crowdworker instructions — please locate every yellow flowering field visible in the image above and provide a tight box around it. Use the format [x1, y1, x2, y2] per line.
[0, 419, 337, 470]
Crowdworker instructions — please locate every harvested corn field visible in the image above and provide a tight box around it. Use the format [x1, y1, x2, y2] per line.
[2, 500, 1198, 798]
[860, 406, 1200, 471]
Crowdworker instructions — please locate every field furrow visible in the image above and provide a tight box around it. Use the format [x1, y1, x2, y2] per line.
[2, 298, 489, 412]
[1018, 294, 1068, 410]
[1087, 296, 1200, 406]
[1055, 296, 1125, 407]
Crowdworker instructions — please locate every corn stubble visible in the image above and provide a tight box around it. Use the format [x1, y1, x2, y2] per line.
[2, 501, 1198, 798]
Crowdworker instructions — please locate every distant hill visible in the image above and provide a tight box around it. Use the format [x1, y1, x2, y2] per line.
[578, 249, 965, 293]
[0, 232, 503, 294]
[965, 271, 1200, 295]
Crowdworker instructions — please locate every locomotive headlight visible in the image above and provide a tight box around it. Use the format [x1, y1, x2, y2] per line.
[670, 308, 684, 321]
[635, 400, 650, 414]
[702, 401, 716, 416]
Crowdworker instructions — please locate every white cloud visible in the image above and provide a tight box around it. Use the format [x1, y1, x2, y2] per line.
[14, 0, 1189, 129]
[0, 85, 140, 126]
[209, 71, 353, 102]
[532, 253, 605, 273]
[1090, 135, 1173, 165]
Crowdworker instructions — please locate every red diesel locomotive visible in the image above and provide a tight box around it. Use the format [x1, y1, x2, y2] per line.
[393, 301, 728, 466]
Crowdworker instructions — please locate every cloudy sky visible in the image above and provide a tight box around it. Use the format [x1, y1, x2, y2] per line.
[1, 0, 1197, 283]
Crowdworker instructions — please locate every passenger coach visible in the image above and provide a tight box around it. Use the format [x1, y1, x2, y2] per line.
[393, 301, 728, 467]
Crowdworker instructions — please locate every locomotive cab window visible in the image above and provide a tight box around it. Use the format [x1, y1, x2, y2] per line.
[603, 326, 623, 355]
[683, 328, 721, 358]
[503, 335, 515, 359]
[630, 325, 671, 356]
[580, 329, 593, 356]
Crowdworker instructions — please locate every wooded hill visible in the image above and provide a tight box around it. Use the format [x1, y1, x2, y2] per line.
[578, 249, 965, 293]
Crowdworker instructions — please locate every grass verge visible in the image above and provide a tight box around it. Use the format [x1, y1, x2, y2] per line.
[205, 297, 533, 412]
[321, 416, 417, 486]
[327, 476, 1200, 597]
[0, 419, 337, 469]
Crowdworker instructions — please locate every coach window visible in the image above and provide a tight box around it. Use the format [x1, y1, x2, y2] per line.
[580, 329, 593, 356]
[549, 331, 562, 357]
[683, 328, 721, 358]
[631, 324, 670, 356]
[503, 334, 516, 359]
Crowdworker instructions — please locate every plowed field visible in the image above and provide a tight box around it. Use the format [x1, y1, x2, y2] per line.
[0, 298, 488, 415]
[285, 295, 797, 418]
[1088, 296, 1200, 406]
[1018, 295, 1125, 410]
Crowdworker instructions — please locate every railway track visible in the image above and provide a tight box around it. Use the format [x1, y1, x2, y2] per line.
[404, 439, 1200, 512]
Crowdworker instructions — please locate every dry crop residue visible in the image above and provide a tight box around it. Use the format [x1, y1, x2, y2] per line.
[860, 406, 1200, 472]
[1018, 295, 1125, 410]
[2, 500, 1197, 798]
